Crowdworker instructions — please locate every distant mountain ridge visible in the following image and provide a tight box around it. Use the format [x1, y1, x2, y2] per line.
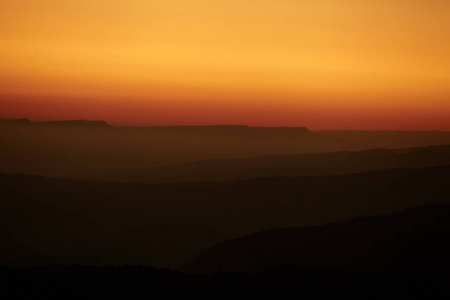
[102, 145, 450, 183]
[124, 125, 316, 138]
[0, 121, 349, 179]
[1, 119, 313, 134]
[319, 130, 450, 149]
[0, 118, 111, 128]
[2, 118, 450, 181]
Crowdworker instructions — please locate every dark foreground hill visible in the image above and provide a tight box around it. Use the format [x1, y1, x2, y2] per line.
[1, 166, 449, 268]
[183, 204, 450, 273]
[103, 145, 450, 183]
[1, 264, 448, 300]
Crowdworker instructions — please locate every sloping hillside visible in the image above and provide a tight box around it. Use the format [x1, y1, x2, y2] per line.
[183, 204, 450, 273]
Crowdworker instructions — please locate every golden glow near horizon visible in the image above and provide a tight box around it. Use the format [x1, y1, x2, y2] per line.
[1, 0, 449, 129]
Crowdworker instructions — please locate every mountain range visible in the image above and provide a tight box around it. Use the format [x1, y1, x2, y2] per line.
[2, 119, 450, 182]
[102, 145, 450, 183]
[1, 165, 449, 268]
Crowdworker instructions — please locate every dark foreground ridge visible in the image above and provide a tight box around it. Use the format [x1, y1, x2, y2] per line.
[1, 259, 449, 299]
[1, 205, 449, 299]
[182, 204, 450, 273]
[0, 266, 448, 300]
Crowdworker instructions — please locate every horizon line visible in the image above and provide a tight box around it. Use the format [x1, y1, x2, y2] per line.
[1, 118, 449, 132]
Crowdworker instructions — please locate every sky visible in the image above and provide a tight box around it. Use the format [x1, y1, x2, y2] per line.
[1, 0, 449, 130]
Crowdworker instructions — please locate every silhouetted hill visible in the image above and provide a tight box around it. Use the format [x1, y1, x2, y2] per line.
[0, 118, 32, 124]
[1, 264, 448, 299]
[102, 145, 450, 183]
[0, 118, 111, 128]
[1, 166, 449, 268]
[35, 120, 112, 128]
[182, 204, 450, 273]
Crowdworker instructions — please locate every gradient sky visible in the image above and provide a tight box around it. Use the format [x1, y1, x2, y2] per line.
[1, 0, 449, 129]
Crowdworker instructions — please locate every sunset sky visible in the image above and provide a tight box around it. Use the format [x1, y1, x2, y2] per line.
[1, 0, 449, 129]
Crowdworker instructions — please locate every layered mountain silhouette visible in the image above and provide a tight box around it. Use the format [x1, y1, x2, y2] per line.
[1, 120, 449, 298]
[1, 165, 449, 268]
[183, 204, 450, 273]
[0, 121, 350, 179]
[2, 119, 450, 181]
[103, 145, 450, 183]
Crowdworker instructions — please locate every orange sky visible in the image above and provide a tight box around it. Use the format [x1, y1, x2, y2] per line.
[1, 0, 449, 130]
